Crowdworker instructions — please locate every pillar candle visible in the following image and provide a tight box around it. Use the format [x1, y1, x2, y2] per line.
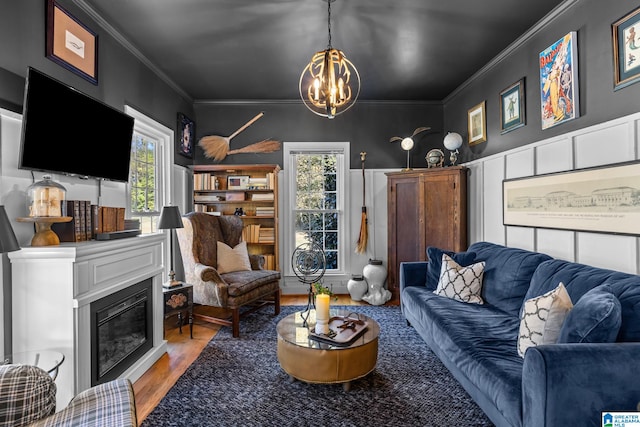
[315, 294, 330, 321]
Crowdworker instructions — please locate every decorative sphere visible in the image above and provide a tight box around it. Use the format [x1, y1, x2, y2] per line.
[400, 137, 414, 151]
[443, 132, 463, 151]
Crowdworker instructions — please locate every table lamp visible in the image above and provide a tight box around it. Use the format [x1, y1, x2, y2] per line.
[0, 206, 20, 253]
[158, 205, 184, 288]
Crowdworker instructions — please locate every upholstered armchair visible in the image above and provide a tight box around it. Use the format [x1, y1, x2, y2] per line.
[175, 212, 281, 337]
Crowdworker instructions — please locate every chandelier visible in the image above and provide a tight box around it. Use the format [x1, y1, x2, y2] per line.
[299, 0, 360, 119]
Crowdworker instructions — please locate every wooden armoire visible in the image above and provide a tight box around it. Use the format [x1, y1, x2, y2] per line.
[386, 166, 468, 302]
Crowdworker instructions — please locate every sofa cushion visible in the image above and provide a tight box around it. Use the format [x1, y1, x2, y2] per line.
[434, 254, 485, 304]
[558, 284, 622, 343]
[426, 247, 476, 291]
[216, 241, 251, 274]
[468, 242, 553, 316]
[518, 282, 573, 357]
[608, 276, 640, 342]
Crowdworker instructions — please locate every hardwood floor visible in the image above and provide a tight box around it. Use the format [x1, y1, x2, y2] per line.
[133, 295, 370, 424]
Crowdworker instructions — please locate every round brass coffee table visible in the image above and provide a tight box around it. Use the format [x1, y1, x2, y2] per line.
[276, 309, 379, 391]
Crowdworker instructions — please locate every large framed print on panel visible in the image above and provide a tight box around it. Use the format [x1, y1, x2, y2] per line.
[46, 0, 98, 85]
[467, 101, 486, 145]
[503, 161, 640, 236]
[612, 6, 640, 90]
[499, 78, 525, 134]
[539, 31, 579, 130]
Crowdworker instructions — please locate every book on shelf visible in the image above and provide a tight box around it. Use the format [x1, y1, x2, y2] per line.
[262, 254, 276, 270]
[255, 207, 274, 216]
[52, 200, 89, 242]
[250, 192, 274, 201]
[194, 194, 223, 203]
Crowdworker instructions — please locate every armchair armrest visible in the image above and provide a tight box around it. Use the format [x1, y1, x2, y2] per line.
[523, 342, 640, 427]
[194, 263, 228, 306]
[30, 379, 137, 427]
[0, 364, 56, 427]
[399, 261, 428, 293]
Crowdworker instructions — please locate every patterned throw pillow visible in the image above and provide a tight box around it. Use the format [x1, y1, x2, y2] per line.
[216, 241, 252, 274]
[517, 282, 573, 357]
[433, 253, 485, 304]
[426, 247, 476, 291]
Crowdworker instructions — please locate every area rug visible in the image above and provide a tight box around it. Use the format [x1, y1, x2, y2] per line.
[141, 305, 494, 427]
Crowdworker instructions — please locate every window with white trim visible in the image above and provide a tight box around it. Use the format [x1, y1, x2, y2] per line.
[124, 106, 171, 234]
[284, 142, 349, 275]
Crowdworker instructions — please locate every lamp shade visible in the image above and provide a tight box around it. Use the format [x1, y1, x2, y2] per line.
[0, 206, 20, 253]
[158, 206, 184, 230]
[443, 132, 463, 151]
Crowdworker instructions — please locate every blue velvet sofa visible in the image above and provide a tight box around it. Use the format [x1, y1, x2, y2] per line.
[399, 241, 640, 427]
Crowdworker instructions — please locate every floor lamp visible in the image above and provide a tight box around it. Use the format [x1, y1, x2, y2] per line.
[0, 206, 20, 254]
[158, 206, 184, 288]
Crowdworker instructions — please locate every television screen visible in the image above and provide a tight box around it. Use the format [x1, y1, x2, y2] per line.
[19, 67, 134, 182]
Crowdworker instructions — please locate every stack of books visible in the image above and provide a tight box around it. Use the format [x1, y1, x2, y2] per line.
[255, 207, 275, 217]
[250, 192, 274, 201]
[258, 227, 275, 243]
[242, 224, 261, 243]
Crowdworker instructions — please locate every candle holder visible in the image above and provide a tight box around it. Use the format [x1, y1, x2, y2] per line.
[315, 317, 330, 335]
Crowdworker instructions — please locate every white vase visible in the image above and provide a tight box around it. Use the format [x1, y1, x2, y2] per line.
[347, 275, 367, 301]
[362, 259, 391, 306]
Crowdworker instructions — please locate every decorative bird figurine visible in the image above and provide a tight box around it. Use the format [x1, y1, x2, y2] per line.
[389, 126, 431, 170]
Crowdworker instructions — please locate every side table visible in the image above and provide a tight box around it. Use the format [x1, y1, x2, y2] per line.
[163, 283, 194, 338]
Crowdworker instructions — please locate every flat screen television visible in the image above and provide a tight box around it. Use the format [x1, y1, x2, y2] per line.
[19, 67, 134, 182]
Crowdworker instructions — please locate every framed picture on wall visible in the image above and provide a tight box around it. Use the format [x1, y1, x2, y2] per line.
[177, 113, 195, 159]
[467, 101, 486, 145]
[503, 160, 640, 235]
[539, 31, 579, 130]
[612, 6, 640, 90]
[45, 0, 98, 85]
[499, 78, 526, 134]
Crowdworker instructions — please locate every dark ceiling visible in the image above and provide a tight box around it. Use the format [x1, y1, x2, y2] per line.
[77, 0, 566, 102]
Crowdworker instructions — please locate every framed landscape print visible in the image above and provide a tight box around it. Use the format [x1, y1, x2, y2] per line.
[468, 101, 486, 145]
[539, 31, 579, 130]
[46, 0, 98, 85]
[499, 78, 525, 134]
[612, 6, 640, 90]
[177, 113, 195, 159]
[503, 161, 640, 236]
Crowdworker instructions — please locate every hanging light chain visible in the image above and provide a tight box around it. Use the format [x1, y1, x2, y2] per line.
[327, 0, 332, 49]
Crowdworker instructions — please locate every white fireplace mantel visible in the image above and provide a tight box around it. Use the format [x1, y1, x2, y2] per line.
[9, 233, 167, 408]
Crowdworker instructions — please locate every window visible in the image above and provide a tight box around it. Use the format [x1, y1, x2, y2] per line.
[284, 142, 349, 275]
[124, 106, 172, 234]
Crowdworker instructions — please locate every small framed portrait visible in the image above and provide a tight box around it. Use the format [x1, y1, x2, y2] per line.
[177, 113, 195, 159]
[46, 0, 98, 85]
[468, 101, 487, 145]
[612, 6, 640, 90]
[227, 175, 250, 190]
[499, 78, 526, 134]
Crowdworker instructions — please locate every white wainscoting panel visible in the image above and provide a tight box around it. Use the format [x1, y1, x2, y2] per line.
[482, 157, 506, 245]
[467, 163, 485, 244]
[576, 233, 637, 274]
[506, 226, 535, 251]
[537, 229, 575, 261]
[505, 149, 534, 179]
[575, 122, 633, 169]
[536, 138, 573, 174]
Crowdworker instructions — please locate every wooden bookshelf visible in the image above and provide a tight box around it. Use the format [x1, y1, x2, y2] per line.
[192, 164, 280, 271]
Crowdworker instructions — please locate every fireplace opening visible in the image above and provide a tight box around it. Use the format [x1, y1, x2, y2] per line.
[90, 278, 153, 386]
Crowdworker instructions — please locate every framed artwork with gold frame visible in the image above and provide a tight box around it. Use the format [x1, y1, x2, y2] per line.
[468, 101, 486, 145]
[612, 6, 640, 90]
[46, 0, 98, 85]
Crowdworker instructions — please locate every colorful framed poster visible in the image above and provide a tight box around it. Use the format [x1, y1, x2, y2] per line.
[177, 113, 194, 159]
[467, 101, 486, 145]
[499, 78, 526, 134]
[45, 0, 98, 85]
[612, 6, 640, 90]
[539, 32, 579, 130]
[503, 160, 640, 235]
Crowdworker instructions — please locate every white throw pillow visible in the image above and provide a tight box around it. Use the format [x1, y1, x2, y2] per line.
[517, 282, 573, 358]
[433, 253, 485, 304]
[216, 241, 252, 274]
